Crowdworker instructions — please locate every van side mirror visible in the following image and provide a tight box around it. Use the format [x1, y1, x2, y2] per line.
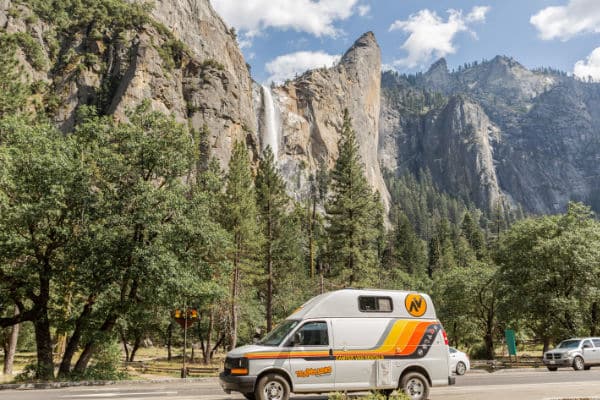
[289, 332, 302, 347]
[583, 343, 592, 349]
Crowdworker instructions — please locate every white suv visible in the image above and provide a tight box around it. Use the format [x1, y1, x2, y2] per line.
[543, 338, 600, 371]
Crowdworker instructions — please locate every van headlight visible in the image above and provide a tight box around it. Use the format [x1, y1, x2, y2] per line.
[225, 357, 249, 375]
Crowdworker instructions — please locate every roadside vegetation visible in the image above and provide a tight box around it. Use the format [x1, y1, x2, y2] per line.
[1, 0, 600, 384]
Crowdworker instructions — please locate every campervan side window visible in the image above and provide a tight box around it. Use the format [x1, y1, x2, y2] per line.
[358, 296, 393, 312]
[291, 321, 329, 346]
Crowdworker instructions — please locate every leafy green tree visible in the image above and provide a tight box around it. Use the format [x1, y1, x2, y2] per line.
[434, 261, 500, 358]
[497, 202, 600, 352]
[0, 116, 86, 379]
[325, 110, 379, 286]
[221, 141, 261, 348]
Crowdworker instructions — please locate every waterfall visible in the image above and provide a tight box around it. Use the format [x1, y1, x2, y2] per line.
[261, 85, 280, 160]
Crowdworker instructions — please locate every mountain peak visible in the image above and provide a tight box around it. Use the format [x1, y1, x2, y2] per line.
[341, 31, 380, 65]
[427, 58, 448, 74]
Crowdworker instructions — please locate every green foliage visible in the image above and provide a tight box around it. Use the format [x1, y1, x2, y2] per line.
[0, 36, 30, 116]
[2, 32, 47, 70]
[78, 340, 127, 381]
[16, 0, 151, 34]
[157, 39, 186, 71]
[221, 141, 262, 347]
[325, 110, 381, 286]
[328, 391, 410, 400]
[497, 202, 600, 344]
[255, 147, 303, 330]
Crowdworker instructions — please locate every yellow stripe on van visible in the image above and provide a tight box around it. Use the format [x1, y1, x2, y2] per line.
[244, 319, 439, 360]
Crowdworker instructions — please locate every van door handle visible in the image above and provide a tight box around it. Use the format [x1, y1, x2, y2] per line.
[329, 348, 334, 359]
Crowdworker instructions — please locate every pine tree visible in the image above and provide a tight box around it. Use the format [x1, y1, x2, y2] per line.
[0, 35, 29, 117]
[388, 208, 426, 275]
[325, 110, 379, 287]
[255, 147, 288, 332]
[221, 142, 261, 349]
[461, 212, 486, 260]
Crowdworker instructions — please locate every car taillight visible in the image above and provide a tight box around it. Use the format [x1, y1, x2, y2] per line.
[442, 329, 449, 345]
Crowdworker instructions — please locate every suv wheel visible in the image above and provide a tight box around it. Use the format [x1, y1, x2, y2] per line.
[256, 373, 290, 400]
[573, 356, 585, 371]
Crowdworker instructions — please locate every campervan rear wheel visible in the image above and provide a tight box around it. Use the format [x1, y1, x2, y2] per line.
[401, 372, 430, 400]
[256, 373, 290, 400]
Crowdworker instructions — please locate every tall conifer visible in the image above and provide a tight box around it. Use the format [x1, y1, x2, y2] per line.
[325, 110, 379, 286]
[221, 142, 260, 349]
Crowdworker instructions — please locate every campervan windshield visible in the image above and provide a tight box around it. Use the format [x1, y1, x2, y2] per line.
[259, 320, 299, 346]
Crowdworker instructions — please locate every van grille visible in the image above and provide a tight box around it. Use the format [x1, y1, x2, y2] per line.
[546, 353, 562, 360]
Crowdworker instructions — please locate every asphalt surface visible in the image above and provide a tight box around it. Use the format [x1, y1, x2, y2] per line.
[1, 369, 600, 400]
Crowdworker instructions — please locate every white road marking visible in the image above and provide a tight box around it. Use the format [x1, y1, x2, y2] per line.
[61, 392, 177, 398]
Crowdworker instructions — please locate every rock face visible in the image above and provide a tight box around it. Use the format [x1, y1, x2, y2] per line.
[144, 0, 258, 165]
[380, 57, 600, 214]
[261, 32, 390, 209]
[4, 0, 389, 209]
[2, 0, 258, 168]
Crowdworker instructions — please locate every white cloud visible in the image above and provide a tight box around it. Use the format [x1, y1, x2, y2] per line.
[531, 0, 600, 41]
[466, 6, 489, 23]
[389, 6, 490, 68]
[266, 51, 341, 83]
[358, 5, 371, 17]
[574, 47, 600, 81]
[211, 0, 359, 39]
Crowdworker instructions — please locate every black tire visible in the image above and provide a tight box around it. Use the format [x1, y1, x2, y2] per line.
[456, 361, 467, 376]
[244, 393, 256, 400]
[573, 356, 585, 371]
[401, 371, 430, 400]
[547, 367, 558, 371]
[255, 373, 290, 400]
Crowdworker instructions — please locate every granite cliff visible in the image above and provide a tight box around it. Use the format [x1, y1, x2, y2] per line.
[257, 32, 390, 208]
[380, 57, 600, 214]
[2, 0, 389, 207]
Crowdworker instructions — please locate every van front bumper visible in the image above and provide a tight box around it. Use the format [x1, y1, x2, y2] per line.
[219, 372, 257, 394]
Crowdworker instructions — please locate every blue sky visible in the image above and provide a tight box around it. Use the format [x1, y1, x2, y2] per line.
[211, 0, 600, 84]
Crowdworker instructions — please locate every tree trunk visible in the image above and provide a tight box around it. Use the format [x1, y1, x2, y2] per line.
[202, 309, 213, 365]
[542, 336, 550, 354]
[229, 237, 240, 350]
[591, 302, 598, 336]
[484, 332, 494, 360]
[33, 307, 54, 380]
[3, 306, 20, 375]
[120, 327, 130, 363]
[167, 322, 173, 362]
[129, 335, 141, 362]
[73, 314, 118, 374]
[266, 243, 273, 333]
[210, 334, 225, 360]
[58, 299, 95, 377]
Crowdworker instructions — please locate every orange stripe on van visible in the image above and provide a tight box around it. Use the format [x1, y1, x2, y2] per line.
[244, 319, 439, 360]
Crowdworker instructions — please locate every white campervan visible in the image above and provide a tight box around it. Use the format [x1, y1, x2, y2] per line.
[220, 289, 454, 400]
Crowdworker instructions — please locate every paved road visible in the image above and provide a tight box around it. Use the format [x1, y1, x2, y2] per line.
[1, 369, 600, 400]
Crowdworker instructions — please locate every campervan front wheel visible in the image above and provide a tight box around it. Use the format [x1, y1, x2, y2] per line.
[256, 373, 290, 400]
[400, 371, 430, 400]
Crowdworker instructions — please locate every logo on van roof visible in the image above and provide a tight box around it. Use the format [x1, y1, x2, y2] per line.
[405, 294, 427, 317]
